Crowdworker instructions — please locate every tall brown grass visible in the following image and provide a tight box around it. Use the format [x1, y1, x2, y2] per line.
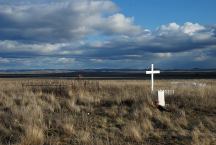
[0, 79, 215, 145]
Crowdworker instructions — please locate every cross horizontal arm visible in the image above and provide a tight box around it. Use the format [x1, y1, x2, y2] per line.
[146, 70, 160, 74]
[146, 71, 152, 74]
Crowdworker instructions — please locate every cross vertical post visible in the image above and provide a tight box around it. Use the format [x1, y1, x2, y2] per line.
[151, 64, 154, 91]
[146, 64, 160, 92]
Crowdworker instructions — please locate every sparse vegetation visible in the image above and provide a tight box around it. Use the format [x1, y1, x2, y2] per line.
[0, 79, 215, 145]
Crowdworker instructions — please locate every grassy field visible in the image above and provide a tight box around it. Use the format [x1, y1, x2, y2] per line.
[0, 79, 215, 145]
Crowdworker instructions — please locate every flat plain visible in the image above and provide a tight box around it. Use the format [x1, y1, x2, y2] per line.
[0, 79, 215, 145]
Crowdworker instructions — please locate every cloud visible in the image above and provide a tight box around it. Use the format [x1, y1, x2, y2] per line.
[90, 58, 104, 63]
[0, 40, 71, 58]
[82, 22, 216, 57]
[0, 0, 215, 69]
[0, 57, 10, 63]
[157, 22, 214, 41]
[95, 13, 143, 36]
[194, 55, 208, 62]
[154, 53, 172, 59]
[57, 58, 76, 64]
[0, 0, 119, 42]
[158, 22, 206, 36]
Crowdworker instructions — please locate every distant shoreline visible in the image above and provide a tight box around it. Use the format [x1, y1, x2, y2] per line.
[0, 71, 216, 79]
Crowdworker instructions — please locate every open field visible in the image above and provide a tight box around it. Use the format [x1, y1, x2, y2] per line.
[0, 79, 215, 145]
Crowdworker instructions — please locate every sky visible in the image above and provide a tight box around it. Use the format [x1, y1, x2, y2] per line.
[0, 0, 216, 70]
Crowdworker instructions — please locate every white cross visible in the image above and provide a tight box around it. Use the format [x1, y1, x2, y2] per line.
[146, 64, 160, 92]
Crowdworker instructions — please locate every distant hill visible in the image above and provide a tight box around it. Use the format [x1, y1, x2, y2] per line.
[0, 68, 216, 79]
[0, 68, 216, 74]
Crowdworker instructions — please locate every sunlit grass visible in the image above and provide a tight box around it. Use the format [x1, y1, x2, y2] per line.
[0, 79, 215, 145]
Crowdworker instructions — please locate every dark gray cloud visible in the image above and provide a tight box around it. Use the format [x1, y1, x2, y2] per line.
[0, 0, 120, 42]
[0, 0, 216, 69]
[79, 22, 216, 59]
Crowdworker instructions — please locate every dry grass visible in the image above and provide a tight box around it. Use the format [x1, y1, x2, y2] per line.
[19, 125, 44, 145]
[0, 79, 215, 145]
[123, 122, 142, 142]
